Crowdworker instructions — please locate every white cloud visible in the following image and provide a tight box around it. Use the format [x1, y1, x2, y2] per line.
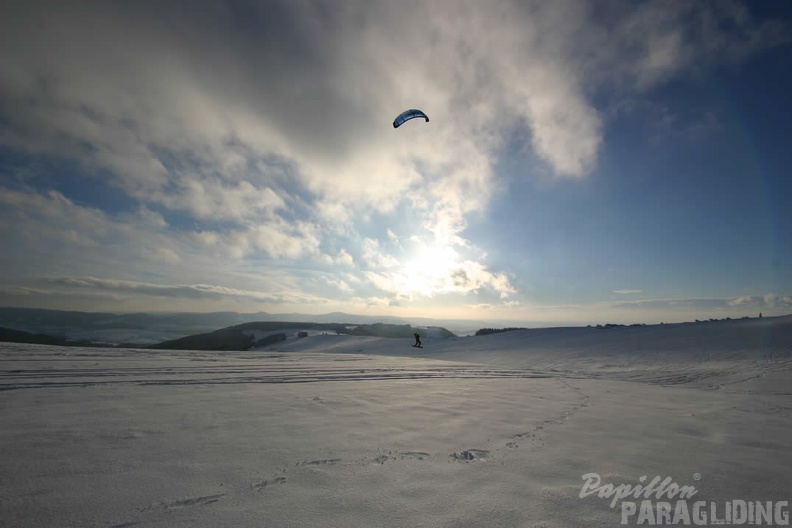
[3, 1, 779, 214]
[0, 187, 169, 265]
[729, 295, 792, 310]
[350, 296, 392, 308]
[325, 277, 354, 295]
[360, 238, 400, 270]
[607, 295, 792, 313]
[363, 251, 514, 301]
[3, 1, 783, 194]
[335, 249, 355, 267]
[13, 276, 330, 306]
[160, 178, 285, 222]
[146, 247, 182, 265]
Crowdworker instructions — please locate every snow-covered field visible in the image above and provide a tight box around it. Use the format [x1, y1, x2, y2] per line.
[2, 317, 791, 527]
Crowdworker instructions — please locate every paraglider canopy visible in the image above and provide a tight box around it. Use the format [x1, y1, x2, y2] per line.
[393, 109, 429, 128]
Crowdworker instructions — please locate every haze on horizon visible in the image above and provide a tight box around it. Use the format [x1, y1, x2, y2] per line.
[1, 1, 791, 327]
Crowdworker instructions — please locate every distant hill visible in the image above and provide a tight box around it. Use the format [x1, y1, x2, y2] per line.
[0, 327, 100, 347]
[474, 327, 528, 336]
[0, 307, 270, 342]
[4, 307, 785, 351]
[0, 307, 464, 345]
[347, 323, 454, 339]
[152, 322, 455, 351]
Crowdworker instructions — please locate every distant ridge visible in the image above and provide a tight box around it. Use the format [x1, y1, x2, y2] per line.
[0, 307, 474, 344]
[0, 327, 100, 347]
[152, 322, 455, 351]
[1, 306, 789, 349]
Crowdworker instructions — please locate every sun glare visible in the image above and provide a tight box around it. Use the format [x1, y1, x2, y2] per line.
[403, 244, 460, 297]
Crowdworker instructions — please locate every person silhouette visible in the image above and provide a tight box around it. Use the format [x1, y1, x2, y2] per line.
[413, 332, 422, 347]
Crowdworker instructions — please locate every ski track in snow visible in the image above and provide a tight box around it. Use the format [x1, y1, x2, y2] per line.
[0, 340, 599, 467]
[2, 345, 791, 393]
[0, 349, 558, 392]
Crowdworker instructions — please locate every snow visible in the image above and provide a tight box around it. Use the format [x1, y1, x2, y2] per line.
[1, 317, 791, 527]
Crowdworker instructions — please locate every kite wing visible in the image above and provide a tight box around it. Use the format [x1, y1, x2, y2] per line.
[393, 109, 429, 128]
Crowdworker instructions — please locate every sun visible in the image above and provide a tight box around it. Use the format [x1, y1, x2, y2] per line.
[402, 244, 460, 297]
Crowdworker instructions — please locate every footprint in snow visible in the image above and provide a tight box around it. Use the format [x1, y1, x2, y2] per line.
[450, 449, 490, 462]
[254, 476, 287, 491]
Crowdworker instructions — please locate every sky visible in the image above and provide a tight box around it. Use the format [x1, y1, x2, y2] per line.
[1, 0, 791, 326]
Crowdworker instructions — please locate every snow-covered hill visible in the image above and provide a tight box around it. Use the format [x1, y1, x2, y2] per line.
[1, 314, 790, 526]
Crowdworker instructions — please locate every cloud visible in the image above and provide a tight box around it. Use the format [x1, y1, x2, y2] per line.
[1, 1, 594, 221]
[0, 187, 174, 273]
[26, 276, 329, 305]
[335, 249, 355, 267]
[360, 238, 401, 270]
[147, 247, 182, 264]
[729, 295, 792, 310]
[614, 290, 643, 295]
[324, 277, 354, 295]
[4, 1, 783, 192]
[386, 229, 399, 244]
[160, 178, 286, 223]
[363, 253, 514, 301]
[606, 295, 792, 313]
[3, 1, 781, 211]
